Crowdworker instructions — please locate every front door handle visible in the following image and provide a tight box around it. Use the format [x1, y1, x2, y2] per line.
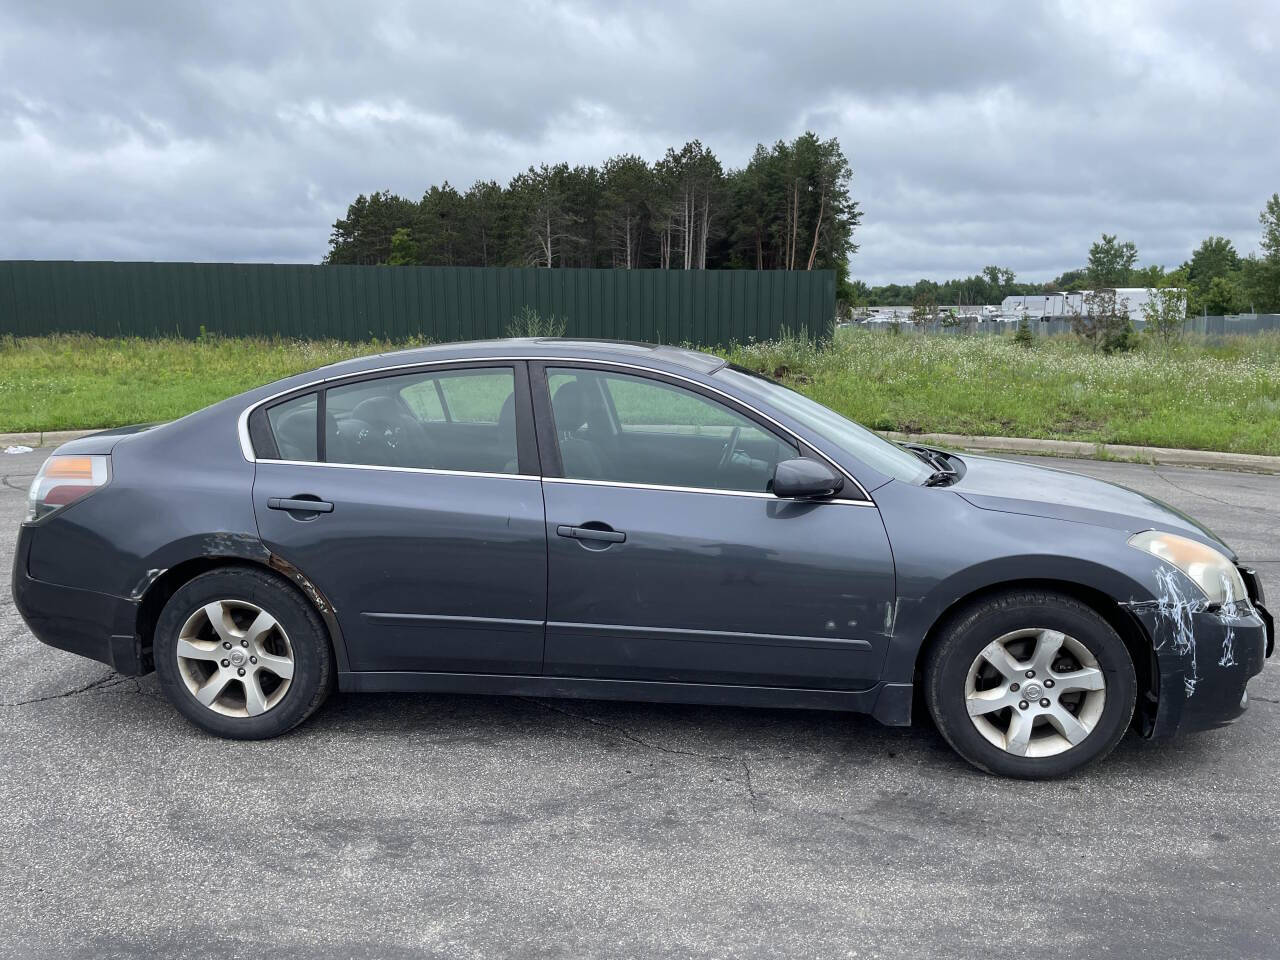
[556, 524, 626, 543]
[267, 496, 334, 513]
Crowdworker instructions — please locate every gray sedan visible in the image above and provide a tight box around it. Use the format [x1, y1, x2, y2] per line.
[12, 339, 1272, 778]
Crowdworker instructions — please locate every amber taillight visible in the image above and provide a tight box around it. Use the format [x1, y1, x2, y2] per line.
[26, 455, 111, 522]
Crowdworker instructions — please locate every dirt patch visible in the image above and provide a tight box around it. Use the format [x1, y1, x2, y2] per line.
[770, 365, 812, 384]
[1052, 416, 1105, 434]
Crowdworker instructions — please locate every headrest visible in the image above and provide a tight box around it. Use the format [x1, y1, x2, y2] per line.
[275, 408, 316, 456]
[351, 395, 403, 424]
[552, 380, 587, 431]
[497, 393, 516, 431]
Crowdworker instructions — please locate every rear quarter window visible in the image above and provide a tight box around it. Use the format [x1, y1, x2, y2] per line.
[265, 393, 318, 461]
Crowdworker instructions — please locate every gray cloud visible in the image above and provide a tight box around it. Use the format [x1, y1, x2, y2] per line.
[1, 0, 1275, 283]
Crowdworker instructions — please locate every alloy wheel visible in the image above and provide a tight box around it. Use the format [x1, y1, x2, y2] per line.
[175, 599, 295, 717]
[964, 628, 1107, 758]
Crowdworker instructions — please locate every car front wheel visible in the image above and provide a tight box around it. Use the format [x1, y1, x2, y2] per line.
[924, 590, 1137, 778]
[153, 566, 334, 739]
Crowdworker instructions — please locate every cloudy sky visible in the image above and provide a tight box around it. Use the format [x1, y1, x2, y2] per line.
[1, 0, 1276, 284]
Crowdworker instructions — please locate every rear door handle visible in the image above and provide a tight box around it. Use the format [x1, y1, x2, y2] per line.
[267, 497, 334, 513]
[556, 524, 626, 543]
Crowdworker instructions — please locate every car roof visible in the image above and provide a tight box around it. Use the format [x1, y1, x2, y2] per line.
[309, 338, 727, 378]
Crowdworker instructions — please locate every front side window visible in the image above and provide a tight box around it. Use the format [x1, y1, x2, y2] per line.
[717, 366, 932, 485]
[547, 368, 795, 493]
[324, 367, 518, 473]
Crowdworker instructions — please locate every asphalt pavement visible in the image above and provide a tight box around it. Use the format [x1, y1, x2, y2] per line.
[1, 446, 1277, 960]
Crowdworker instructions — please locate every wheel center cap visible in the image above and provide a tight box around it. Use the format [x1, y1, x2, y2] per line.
[229, 648, 248, 668]
[1023, 682, 1043, 701]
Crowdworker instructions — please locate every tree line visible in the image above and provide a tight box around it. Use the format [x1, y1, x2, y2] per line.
[325, 133, 860, 282]
[860, 194, 1280, 315]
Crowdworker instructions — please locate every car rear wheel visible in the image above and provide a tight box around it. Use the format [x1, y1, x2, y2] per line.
[924, 590, 1137, 778]
[153, 567, 334, 739]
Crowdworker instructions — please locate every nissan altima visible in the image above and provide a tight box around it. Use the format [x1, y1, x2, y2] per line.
[13, 339, 1273, 778]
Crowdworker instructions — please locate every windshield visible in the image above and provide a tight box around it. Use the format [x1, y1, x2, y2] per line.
[717, 366, 934, 485]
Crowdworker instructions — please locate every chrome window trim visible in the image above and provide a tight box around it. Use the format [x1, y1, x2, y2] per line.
[236, 355, 875, 504]
[542, 476, 874, 505]
[255, 458, 540, 483]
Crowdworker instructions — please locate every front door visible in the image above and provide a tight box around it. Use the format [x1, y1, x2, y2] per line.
[534, 364, 895, 690]
[251, 363, 547, 675]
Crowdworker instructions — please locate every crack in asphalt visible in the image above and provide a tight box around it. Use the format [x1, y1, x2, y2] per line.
[0, 670, 132, 708]
[518, 696, 738, 760]
[518, 697, 763, 812]
[1, 474, 35, 492]
[739, 759, 760, 811]
[1148, 465, 1262, 511]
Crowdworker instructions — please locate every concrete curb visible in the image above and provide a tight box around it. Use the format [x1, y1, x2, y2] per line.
[884, 431, 1280, 475]
[3, 426, 1278, 475]
[2, 429, 99, 450]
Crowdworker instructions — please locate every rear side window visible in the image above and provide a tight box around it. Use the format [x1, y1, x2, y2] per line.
[266, 393, 318, 462]
[325, 367, 518, 473]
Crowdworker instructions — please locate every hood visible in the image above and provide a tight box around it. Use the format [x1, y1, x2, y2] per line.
[50, 423, 162, 456]
[947, 452, 1232, 555]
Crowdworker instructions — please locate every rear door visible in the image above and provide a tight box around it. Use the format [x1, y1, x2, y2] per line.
[532, 363, 896, 690]
[250, 362, 547, 675]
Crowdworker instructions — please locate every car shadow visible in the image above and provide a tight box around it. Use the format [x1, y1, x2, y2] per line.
[301, 688, 967, 771]
[109, 674, 1245, 784]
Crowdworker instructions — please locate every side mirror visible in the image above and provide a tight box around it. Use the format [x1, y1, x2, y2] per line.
[771, 458, 844, 500]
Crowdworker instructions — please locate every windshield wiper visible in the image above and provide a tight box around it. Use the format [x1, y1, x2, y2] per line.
[902, 443, 959, 487]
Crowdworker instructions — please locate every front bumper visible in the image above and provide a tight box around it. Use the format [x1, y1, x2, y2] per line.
[11, 525, 144, 675]
[1126, 566, 1273, 738]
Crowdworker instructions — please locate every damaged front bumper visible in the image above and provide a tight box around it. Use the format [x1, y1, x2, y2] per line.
[1126, 566, 1274, 738]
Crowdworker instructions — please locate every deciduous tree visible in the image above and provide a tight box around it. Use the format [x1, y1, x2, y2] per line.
[1070, 288, 1133, 353]
[1087, 234, 1138, 288]
[1260, 193, 1280, 262]
[387, 227, 416, 266]
[1203, 275, 1244, 316]
[909, 291, 937, 326]
[1186, 236, 1240, 297]
[1141, 286, 1186, 344]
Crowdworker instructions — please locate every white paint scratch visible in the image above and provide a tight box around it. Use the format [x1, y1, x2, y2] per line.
[1218, 574, 1239, 668]
[1152, 566, 1201, 697]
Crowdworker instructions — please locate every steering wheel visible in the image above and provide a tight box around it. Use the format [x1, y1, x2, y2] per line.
[354, 416, 405, 464]
[716, 426, 743, 471]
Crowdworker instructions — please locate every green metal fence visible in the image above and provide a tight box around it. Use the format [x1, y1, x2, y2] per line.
[0, 261, 835, 347]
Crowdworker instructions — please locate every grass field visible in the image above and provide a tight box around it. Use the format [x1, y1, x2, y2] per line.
[732, 329, 1280, 455]
[2, 330, 1279, 454]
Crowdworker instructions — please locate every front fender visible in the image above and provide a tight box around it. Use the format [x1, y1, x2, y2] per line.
[877, 483, 1161, 681]
[882, 551, 1157, 681]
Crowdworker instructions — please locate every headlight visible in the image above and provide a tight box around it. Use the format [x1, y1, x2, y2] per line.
[26, 455, 111, 522]
[1129, 530, 1248, 607]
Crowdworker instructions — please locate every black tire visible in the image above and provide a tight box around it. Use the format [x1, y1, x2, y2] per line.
[153, 566, 335, 739]
[924, 590, 1137, 779]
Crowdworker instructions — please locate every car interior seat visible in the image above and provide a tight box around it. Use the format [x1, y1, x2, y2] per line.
[551, 380, 608, 479]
